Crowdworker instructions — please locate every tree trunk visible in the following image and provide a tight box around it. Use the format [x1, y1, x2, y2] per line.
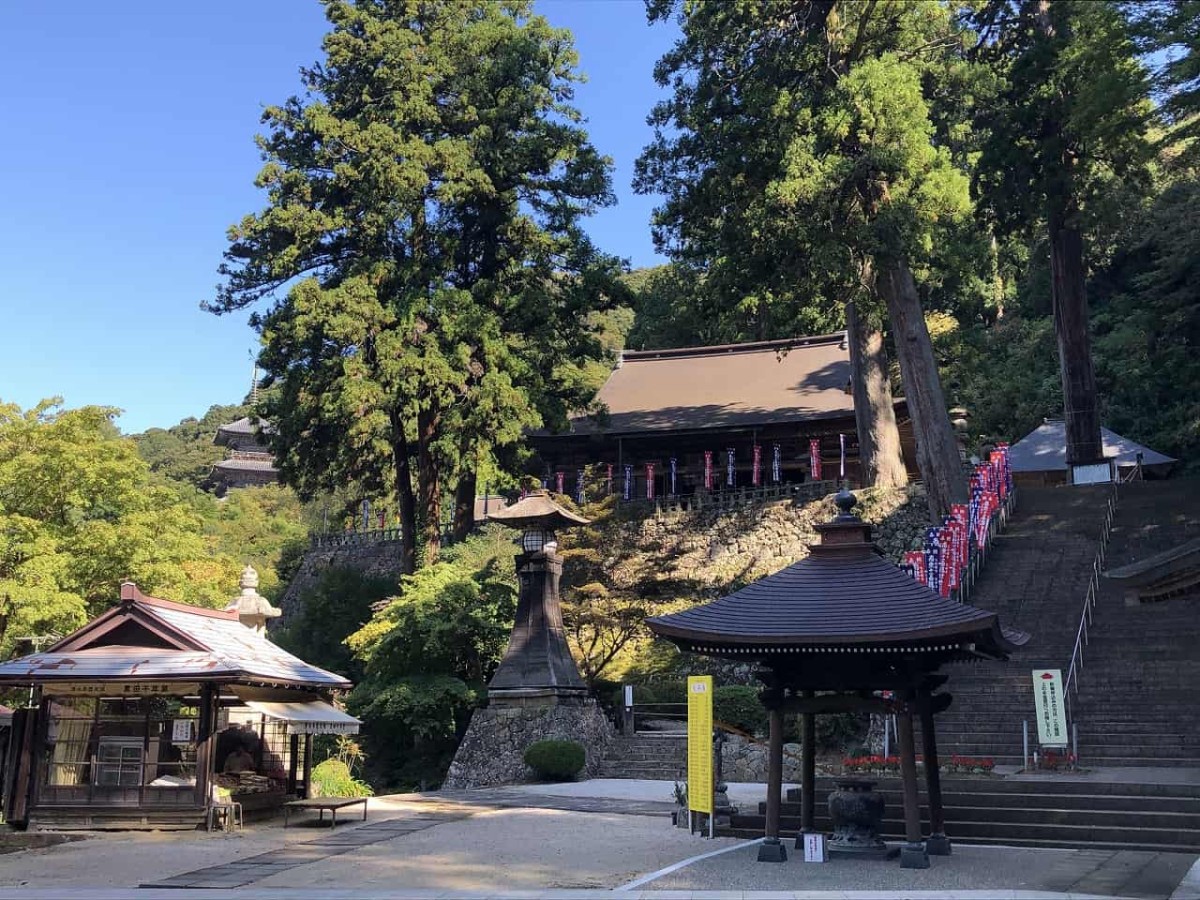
[416, 407, 441, 567]
[874, 255, 966, 521]
[846, 299, 908, 489]
[452, 470, 477, 542]
[1048, 209, 1103, 467]
[388, 415, 418, 576]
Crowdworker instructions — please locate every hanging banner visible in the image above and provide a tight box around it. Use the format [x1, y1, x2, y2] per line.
[752, 444, 762, 486]
[606, 464, 614, 496]
[555, 471, 565, 495]
[361, 499, 371, 531]
[809, 438, 823, 481]
[839, 433, 847, 481]
[378, 511, 386, 530]
[576, 469, 585, 506]
[772, 444, 782, 483]
[903, 550, 927, 585]
[726, 448, 736, 487]
[703, 451, 714, 491]
[623, 465, 633, 500]
[646, 463, 656, 500]
[687, 675, 713, 815]
[669, 457, 677, 495]
[1032, 669, 1069, 747]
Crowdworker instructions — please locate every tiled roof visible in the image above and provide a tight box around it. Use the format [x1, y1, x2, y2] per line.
[0, 585, 349, 689]
[553, 333, 860, 436]
[213, 456, 278, 473]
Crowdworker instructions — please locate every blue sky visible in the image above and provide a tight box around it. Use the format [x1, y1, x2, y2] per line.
[0, 1, 677, 433]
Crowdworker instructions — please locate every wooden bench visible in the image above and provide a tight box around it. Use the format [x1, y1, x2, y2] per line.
[283, 797, 368, 828]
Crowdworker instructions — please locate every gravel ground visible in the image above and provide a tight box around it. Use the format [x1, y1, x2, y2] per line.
[252, 807, 740, 892]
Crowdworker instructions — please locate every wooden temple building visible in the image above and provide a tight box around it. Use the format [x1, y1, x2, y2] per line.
[530, 333, 917, 499]
[209, 416, 279, 494]
[647, 489, 1026, 868]
[0, 573, 358, 831]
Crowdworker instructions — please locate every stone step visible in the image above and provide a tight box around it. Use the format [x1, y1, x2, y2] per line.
[716, 827, 1200, 854]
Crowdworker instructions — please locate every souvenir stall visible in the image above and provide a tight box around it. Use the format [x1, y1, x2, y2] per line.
[0, 572, 358, 831]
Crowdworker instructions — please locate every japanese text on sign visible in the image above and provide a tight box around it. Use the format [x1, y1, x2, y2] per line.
[1031, 669, 1068, 747]
[687, 675, 713, 814]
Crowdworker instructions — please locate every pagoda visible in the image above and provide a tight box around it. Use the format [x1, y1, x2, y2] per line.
[209, 416, 278, 493]
[647, 488, 1027, 868]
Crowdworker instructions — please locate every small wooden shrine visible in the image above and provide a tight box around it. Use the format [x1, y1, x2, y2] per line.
[647, 489, 1027, 868]
[0, 576, 357, 831]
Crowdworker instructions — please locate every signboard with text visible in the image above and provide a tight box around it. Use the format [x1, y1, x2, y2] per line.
[687, 675, 713, 815]
[1032, 669, 1069, 746]
[44, 682, 200, 698]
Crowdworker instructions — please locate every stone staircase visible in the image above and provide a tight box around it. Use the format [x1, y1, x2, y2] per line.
[720, 775, 1200, 852]
[598, 735, 687, 780]
[934, 480, 1200, 768]
[931, 485, 1121, 766]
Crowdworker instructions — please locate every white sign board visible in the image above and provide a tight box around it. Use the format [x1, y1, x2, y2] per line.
[802, 832, 827, 863]
[171, 719, 194, 743]
[1032, 669, 1069, 746]
[1071, 461, 1114, 486]
[624, 684, 633, 708]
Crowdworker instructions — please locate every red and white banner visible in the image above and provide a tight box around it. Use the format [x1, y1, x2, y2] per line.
[752, 444, 762, 486]
[809, 439, 822, 480]
[555, 471, 565, 494]
[904, 550, 927, 585]
[646, 463, 656, 500]
[704, 450, 714, 490]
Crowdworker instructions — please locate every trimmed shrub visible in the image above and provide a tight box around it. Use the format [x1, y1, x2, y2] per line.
[523, 740, 586, 781]
[311, 759, 374, 798]
[713, 685, 768, 736]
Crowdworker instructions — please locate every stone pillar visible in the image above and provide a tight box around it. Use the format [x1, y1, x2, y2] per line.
[897, 709, 930, 869]
[758, 705, 787, 862]
[920, 698, 951, 855]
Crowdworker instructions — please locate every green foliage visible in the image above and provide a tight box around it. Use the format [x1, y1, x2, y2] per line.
[310, 759, 374, 799]
[713, 685, 767, 736]
[345, 526, 517, 790]
[209, 0, 627, 571]
[132, 403, 249, 489]
[0, 400, 249, 656]
[522, 739, 585, 781]
[274, 567, 396, 680]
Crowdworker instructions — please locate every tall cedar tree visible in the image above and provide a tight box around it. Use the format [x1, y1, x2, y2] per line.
[970, 1, 1152, 467]
[208, 1, 624, 571]
[636, 1, 980, 515]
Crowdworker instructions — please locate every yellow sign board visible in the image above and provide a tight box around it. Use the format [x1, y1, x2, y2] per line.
[687, 675, 713, 814]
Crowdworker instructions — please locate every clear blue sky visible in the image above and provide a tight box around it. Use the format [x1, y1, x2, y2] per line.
[0, 1, 676, 434]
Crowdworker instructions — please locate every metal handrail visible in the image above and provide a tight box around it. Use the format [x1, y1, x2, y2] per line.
[1063, 482, 1119, 725]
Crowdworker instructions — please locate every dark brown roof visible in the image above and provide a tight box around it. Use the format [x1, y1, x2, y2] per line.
[487, 492, 590, 530]
[214, 417, 275, 447]
[559, 333, 858, 436]
[647, 492, 1023, 657]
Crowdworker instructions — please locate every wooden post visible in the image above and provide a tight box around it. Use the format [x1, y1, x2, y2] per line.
[920, 699, 951, 855]
[287, 734, 300, 796]
[896, 708, 930, 869]
[800, 709, 816, 836]
[195, 684, 217, 811]
[757, 705, 787, 862]
[302, 734, 313, 800]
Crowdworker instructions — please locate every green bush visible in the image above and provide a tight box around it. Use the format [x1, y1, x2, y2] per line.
[310, 759, 374, 799]
[713, 685, 768, 736]
[523, 740, 586, 781]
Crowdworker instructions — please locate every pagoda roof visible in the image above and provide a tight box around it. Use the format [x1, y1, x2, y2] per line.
[647, 492, 1025, 660]
[544, 333, 878, 438]
[488, 492, 589, 530]
[214, 417, 275, 447]
[212, 456, 278, 473]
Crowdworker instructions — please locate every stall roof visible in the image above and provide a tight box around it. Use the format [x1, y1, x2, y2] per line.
[243, 699, 360, 735]
[1009, 419, 1177, 472]
[0, 583, 350, 690]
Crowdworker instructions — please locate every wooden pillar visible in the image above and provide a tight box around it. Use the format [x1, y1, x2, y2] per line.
[287, 733, 300, 796]
[195, 684, 217, 809]
[302, 734, 313, 800]
[800, 708, 816, 834]
[896, 708, 930, 869]
[920, 699, 951, 855]
[757, 705, 787, 862]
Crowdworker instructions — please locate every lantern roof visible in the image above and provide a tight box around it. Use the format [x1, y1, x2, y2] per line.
[647, 490, 1026, 660]
[487, 491, 590, 530]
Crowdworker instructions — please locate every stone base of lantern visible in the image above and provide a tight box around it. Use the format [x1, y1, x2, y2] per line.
[757, 838, 788, 863]
[442, 698, 613, 789]
[925, 833, 952, 856]
[900, 841, 931, 869]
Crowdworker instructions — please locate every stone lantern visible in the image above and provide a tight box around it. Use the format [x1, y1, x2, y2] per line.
[225, 565, 282, 635]
[485, 492, 591, 706]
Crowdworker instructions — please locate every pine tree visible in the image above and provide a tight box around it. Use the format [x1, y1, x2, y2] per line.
[208, 1, 624, 571]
